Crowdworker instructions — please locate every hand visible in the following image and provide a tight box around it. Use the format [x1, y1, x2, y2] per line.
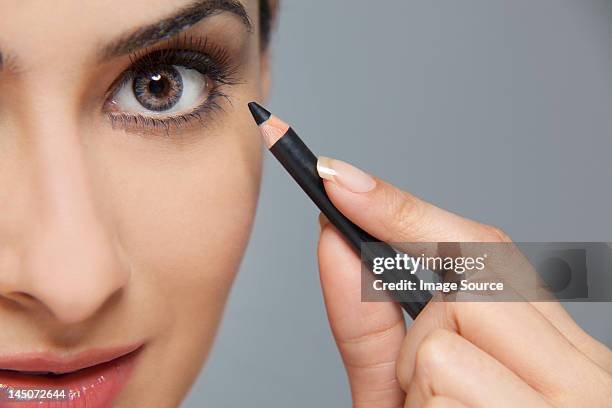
[316, 156, 612, 407]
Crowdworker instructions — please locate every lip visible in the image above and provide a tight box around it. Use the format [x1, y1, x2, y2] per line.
[0, 344, 142, 408]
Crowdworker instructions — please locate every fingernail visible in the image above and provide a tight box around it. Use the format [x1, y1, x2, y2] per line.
[317, 156, 376, 193]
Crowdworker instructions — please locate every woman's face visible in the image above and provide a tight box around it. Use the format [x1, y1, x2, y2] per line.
[0, 0, 267, 406]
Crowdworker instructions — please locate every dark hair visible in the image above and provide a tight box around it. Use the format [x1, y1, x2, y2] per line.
[259, 0, 274, 48]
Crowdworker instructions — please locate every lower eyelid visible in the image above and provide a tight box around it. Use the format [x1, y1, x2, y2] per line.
[105, 86, 231, 136]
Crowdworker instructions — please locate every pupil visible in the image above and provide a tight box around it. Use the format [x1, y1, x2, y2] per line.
[148, 75, 167, 97]
[133, 65, 183, 112]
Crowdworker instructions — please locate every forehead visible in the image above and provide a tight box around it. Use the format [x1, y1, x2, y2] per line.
[0, 0, 255, 61]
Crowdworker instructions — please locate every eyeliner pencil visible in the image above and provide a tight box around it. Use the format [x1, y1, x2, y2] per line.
[248, 102, 431, 319]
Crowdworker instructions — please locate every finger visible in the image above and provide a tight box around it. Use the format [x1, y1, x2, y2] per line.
[316, 156, 611, 372]
[400, 329, 548, 408]
[529, 302, 612, 374]
[398, 301, 604, 406]
[316, 156, 508, 243]
[318, 221, 406, 407]
[420, 396, 469, 408]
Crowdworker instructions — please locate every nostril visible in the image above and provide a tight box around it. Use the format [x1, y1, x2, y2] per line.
[9, 291, 38, 304]
[0, 291, 39, 310]
[12, 291, 36, 301]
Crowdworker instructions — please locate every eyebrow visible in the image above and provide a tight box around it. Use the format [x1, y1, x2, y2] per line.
[98, 0, 252, 61]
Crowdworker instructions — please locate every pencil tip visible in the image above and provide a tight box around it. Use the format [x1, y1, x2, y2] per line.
[248, 102, 271, 126]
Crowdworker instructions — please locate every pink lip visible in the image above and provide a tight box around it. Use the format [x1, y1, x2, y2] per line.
[0, 344, 142, 408]
[0, 344, 141, 374]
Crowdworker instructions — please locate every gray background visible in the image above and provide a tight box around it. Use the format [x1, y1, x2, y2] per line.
[185, 0, 612, 406]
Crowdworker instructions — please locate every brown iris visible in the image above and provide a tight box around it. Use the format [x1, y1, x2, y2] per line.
[133, 65, 183, 111]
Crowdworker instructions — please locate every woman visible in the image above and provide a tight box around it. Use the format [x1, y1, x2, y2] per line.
[0, 0, 609, 407]
[0, 0, 275, 406]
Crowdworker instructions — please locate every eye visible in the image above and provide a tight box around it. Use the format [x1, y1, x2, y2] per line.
[103, 38, 240, 134]
[112, 64, 211, 115]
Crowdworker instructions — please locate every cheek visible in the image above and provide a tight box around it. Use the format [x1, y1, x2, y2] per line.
[81, 101, 263, 406]
[88, 118, 262, 334]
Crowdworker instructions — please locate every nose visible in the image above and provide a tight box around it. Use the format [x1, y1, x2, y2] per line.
[11, 221, 129, 325]
[0, 118, 130, 325]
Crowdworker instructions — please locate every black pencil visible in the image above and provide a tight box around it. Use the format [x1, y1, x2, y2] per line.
[248, 102, 431, 319]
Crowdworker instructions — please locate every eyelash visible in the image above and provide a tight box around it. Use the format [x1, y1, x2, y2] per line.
[104, 35, 240, 135]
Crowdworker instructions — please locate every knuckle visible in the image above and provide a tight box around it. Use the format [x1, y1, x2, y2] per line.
[423, 396, 450, 408]
[415, 329, 457, 375]
[484, 224, 512, 242]
[383, 189, 424, 240]
[396, 348, 413, 391]
[338, 319, 406, 370]
[447, 301, 484, 327]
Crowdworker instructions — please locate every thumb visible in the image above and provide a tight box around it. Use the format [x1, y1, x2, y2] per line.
[318, 215, 406, 407]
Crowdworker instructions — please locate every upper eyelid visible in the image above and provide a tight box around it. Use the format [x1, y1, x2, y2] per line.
[127, 35, 237, 76]
[104, 37, 240, 102]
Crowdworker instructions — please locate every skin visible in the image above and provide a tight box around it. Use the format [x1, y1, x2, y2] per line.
[0, 0, 269, 406]
[318, 161, 612, 407]
[1, 0, 609, 407]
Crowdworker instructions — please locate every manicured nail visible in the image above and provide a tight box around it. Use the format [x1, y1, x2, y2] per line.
[317, 156, 376, 193]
